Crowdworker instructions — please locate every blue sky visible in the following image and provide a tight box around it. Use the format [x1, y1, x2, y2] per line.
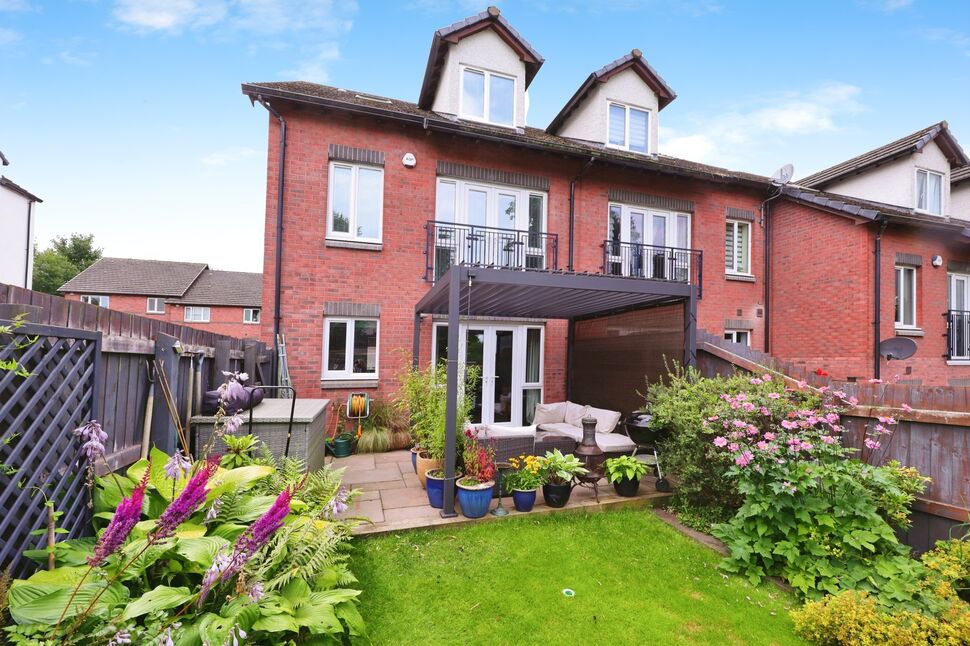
[2, 0, 969, 272]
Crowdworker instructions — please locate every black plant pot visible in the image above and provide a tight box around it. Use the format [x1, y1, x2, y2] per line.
[542, 482, 573, 508]
[612, 477, 640, 498]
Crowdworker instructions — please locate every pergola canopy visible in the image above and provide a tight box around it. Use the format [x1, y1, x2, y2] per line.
[415, 266, 693, 320]
[413, 264, 698, 518]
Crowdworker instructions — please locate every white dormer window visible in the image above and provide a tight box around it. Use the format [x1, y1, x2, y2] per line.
[461, 66, 514, 127]
[915, 168, 943, 215]
[607, 102, 649, 153]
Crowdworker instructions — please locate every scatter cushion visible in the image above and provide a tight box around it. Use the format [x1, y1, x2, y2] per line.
[564, 402, 589, 428]
[595, 432, 636, 453]
[586, 406, 622, 434]
[532, 402, 566, 426]
[536, 422, 583, 441]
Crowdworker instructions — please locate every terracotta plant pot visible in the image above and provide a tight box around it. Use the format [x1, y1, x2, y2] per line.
[415, 452, 443, 489]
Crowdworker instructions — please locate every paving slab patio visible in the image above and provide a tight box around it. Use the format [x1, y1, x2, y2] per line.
[332, 449, 672, 535]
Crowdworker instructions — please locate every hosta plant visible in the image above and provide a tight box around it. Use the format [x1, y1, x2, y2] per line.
[604, 455, 648, 484]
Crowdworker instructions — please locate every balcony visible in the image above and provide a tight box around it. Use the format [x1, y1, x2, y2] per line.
[425, 221, 558, 282]
[945, 309, 970, 360]
[602, 241, 703, 297]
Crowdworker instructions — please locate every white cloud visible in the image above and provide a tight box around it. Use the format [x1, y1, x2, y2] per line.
[42, 49, 97, 66]
[201, 145, 259, 166]
[0, 26, 21, 48]
[662, 82, 866, 167]
[114, 0, 227, 32]
[877, 0, 913, 11]
[281, 42, 340, 82]
[0, 0, 34, 10]
[920, 27, 970, 56]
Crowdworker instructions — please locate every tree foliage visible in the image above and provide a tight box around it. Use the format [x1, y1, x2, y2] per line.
[31, 234, 102, 295]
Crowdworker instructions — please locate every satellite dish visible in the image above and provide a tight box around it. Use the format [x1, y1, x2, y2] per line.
[879, 337, 917, 361]
[770, 164, 794, 186]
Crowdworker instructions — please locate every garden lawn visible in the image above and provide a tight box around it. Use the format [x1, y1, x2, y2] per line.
[351, 508, 807, 645]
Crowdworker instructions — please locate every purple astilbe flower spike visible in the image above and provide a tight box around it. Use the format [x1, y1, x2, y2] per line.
[88, 462, 150, 567]
[163, 449, 192, 480]
[153, 457, 219, 540]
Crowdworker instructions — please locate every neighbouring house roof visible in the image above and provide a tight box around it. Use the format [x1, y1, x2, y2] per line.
[172, 270, 262, 308]
[546, 49, 677, 135]
[782, 185, 970, 237]
[798, 122, 970, 189]
[418, 6, 544, 110]
[60, 258, 208, 296]
[241, 81, 771, 189]
[0, 176, 42, 202]
[953, 165, 970, 185]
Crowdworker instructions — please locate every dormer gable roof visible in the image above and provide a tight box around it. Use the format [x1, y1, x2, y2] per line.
[418, 6, 544, 110]
[799, 121, 970, 189]
[546, 49, 677, 135]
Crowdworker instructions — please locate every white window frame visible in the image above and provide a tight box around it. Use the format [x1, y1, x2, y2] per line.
[184, 306, 211, 323]
[322, 317, 380, 381]
[915, 168, 944, 215]
[459, 65, 516, 128]
[895, 265, 917, 329]
[725, 219, 752, 275]
[724, 330, 751, 346]
[606, 101, 651, 154]
[80, 295, 109, 308]
[146, 297, 165, 314]
[326, 162, 384, 243]
[243, 308, 260, 324]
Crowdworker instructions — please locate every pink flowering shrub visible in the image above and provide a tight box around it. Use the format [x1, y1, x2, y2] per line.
[706, 380, 931, 603]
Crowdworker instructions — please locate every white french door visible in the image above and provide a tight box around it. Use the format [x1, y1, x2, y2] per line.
[607, 203, 691, 278]
[433, 322, 544, 426]
[949, 274, 970, 359]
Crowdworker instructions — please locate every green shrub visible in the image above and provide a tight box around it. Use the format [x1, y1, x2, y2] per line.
[645, 365, 820, 529]
[356, 426, 391, 453]
[791, 590, 970, 646]
[395, 362, 479, 461]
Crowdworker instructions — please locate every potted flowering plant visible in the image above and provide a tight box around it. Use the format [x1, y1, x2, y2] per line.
[604, 455, 648, 497]
[456, 430, 495, 518]
[537, 449, 587, 508]
[503, 454, 543, 512]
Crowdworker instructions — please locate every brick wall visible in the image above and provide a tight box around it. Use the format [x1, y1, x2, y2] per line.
[768, 199, 970, 386]
[260, 105, 769, 408]
[62, 292, 259, 339]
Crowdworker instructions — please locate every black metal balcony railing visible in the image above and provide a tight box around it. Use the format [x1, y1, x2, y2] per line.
[425, 221, 558, 281]
[945, 310, 970, 360]
[602, 241, 703, 297]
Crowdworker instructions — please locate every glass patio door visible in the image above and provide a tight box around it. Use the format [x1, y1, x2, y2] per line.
[433, 323, 543, 426]
[949, 274, 970, 359]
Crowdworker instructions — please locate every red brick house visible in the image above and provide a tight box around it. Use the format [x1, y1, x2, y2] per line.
[771, 123, 970, 385]
[60, 258, 263, 340]
[243, 6, 776, 419]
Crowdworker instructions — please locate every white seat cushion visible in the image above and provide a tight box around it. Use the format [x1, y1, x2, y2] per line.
[536, 422, 583, 441]
[482, 424, 537, 439]
[563, 402, 589, 428]
[586, 406, 622, 434]
[532, 402, 566, 425]
[595, 432, 636, 453]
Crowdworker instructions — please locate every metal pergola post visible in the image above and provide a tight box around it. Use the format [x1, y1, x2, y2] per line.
[441, 267, 462, 518]
[412, 311, 421, 369]
[684, 286, 698, 368]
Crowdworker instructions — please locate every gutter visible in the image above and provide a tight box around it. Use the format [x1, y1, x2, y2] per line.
[568, 157, 595, 271]
[252, 94, 287, 386]
[873, 219, 889, 380]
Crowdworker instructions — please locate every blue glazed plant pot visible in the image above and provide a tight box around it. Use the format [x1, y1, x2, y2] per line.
[456, 480, 495, 519]
[410, 447, 419, 473]
[425, 470, 445, 509]
[511, 488, 537, 513]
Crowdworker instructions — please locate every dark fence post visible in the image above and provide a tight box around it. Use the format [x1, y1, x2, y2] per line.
[243, 342, 257, 381]
[150, 333, 180, 455]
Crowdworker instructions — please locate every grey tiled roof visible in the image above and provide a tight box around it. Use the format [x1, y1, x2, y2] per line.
[953, 165, 970, 185]
[173, 270, 262, 308]
[242, 81, 770, 188]
[799, 122, 970, 188]
[436, 7, 543, 65]
[783, 185, 970, 235]
[60, 257, 207, 296]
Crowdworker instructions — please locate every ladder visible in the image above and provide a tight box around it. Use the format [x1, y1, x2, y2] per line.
[276, 333, 292, 396]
